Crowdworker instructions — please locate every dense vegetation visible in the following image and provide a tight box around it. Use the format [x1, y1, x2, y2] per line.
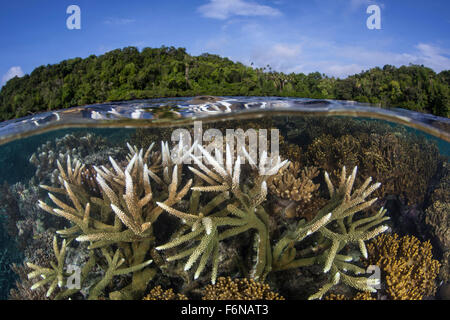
[0, 46, 449, 120]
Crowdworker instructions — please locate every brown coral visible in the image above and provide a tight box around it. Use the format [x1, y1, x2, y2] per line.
[9, 263, 56, 300]
[305, 132, 441, 205]
[424, 162, 450, 283]
[269, 162, 319, 202]
[279, 141, 302, 164]
[324, 292, 376, 300]
[143, 286, 188, 300]
[268, 162, 321, 220]
[365, 233, 441, 300]
[202, 277, 284, 300]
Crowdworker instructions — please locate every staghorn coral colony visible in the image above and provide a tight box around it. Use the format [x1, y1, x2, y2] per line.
[0, 116, 448, 300]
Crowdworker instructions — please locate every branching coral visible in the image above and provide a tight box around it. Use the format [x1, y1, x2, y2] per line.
[30, 141, 196, 299]
[305, 132, 441, 205]
[9, 263, 53, 300]
[29, 133, 110, 186]
[155, 138, 387, 299]
[156, 142, 287, 283]
[268, 162, 321, 220]
[272, 166, 389, 299]
[26, 236, 71, 298]
[365, 233, 441, 300]
[27, 132, 390, 300]
[202, 277, 284, 300]
[424, 161, 449, 283]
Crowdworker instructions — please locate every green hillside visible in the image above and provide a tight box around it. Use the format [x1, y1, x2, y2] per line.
[0, 46, 448, 120]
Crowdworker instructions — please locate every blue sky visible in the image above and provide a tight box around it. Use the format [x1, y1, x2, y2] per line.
[1, 0, 450, 86]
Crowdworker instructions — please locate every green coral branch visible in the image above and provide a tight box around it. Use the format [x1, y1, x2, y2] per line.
[271, 166, 389, 299]
[27, 236, 70, 298]
[88, 247, 152, 300]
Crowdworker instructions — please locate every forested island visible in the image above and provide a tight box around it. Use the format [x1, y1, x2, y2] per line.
[0, 46, 449, 120]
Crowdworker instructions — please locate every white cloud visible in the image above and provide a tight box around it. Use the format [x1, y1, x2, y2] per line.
[413, 43, 450, 72]
[2, 66, 24, 85]
[198, 0, 281, 20]
[104, 18, 136, 25]
[271, 43, 301, 58]
[245, 33, 450, 77]
[201, 22, 450, 77]
[325, 63, 365, 76]
[323, 43, 450, 76]
[251, 43, 302, 71]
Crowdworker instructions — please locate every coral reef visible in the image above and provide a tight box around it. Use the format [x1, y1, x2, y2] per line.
[272, 166, 389, 299]
[155, 136, 388, 299]
[143, 285, 188, 300]
[4, 113, 447, 301]
[424, 161, 450, 283]
[279, 116, 402, 148]
[8, 263, 53, 300]
[11, 129, 407, 300]
[29, 137, 386, 299]
[305, 132, 441, 206]
[0, 180, 62, 251]
[202, 277, 284, 300]
[30, 142, 194, 299]
[29, 132, 125, 186]
[0, 181, 22, 237]
[365, 233, 440, 300]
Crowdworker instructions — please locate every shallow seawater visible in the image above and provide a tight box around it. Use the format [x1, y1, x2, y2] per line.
[0, 97, 449, 300]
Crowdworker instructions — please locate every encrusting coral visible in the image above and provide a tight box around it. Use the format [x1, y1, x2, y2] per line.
[202, 277, 284, 300]
[365, 233, 441, 300]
